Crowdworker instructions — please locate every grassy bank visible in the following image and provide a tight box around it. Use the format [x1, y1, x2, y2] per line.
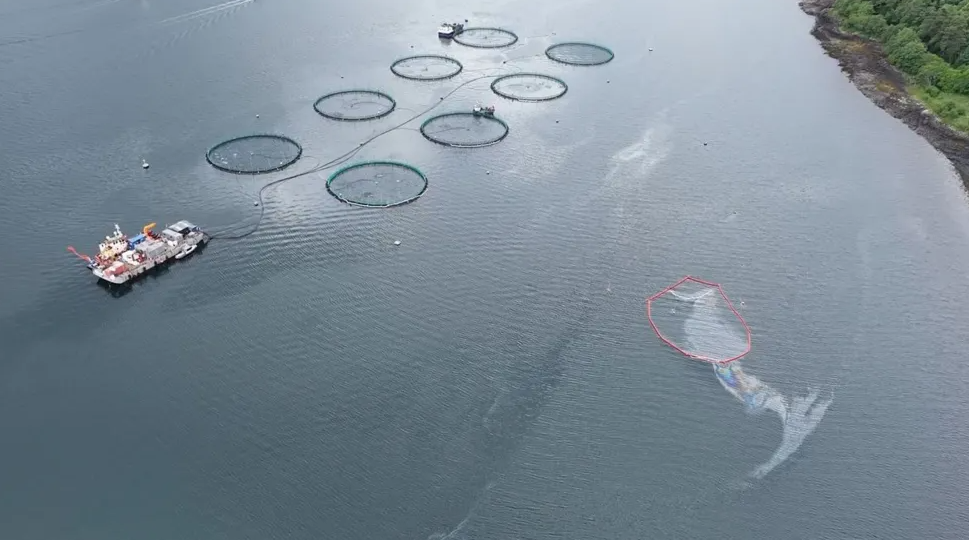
[832, 0, 969, 134]
[911, 86, 969, 133]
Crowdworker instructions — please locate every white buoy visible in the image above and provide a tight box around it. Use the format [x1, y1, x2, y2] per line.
[256, 114, 260, 118]
[254, 201, 259, 206]
[142, 160, 149, 169]
[393, 240, 401, 246]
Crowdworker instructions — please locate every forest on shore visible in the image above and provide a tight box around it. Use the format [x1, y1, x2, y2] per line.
[833, 0, 969, 132]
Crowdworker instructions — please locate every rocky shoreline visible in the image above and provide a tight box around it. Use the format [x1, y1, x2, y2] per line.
[800, 0, 969, 186]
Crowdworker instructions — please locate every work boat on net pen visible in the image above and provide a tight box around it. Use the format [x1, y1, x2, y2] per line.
[437, 21, 465, 39]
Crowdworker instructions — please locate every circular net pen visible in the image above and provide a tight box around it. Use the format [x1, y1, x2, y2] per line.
[646, 276, 752, 364]
[453, 27, 519, 48]
[206, 134, 302, 174]
[420, 112, 509, 148]
[491, 73, 568, 102]
[390, 55, 463, 81]
[545, 42, 615, 66]
[313, 90, 396, 121]
[326, 161, 428, 207]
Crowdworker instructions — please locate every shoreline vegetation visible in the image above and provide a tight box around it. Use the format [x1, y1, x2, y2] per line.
[800, 0, 969, 185]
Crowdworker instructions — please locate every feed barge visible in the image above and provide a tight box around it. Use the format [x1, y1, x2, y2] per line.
[67, 221, 208, 285]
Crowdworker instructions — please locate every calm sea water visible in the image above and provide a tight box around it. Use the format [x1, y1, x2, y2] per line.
[2, 0, 969, 538]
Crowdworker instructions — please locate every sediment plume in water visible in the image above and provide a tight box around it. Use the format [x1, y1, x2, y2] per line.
[651, 278, 833, 480]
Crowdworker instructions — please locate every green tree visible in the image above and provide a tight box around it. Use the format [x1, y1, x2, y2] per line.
[859, 13, 893, 38]
[872, 0, 902, 15]
[834, 0, 871, 20]
[933, 9, 969, 63]
[835, 0, 894, 38]
[918, 55, 951, 85]
[941, 66, 969, 93]
[956, 44, 969, 66]
[919, 6, 948, 43]
[890, 41, 931, 74]
[836, 0, 969, 96]
[893, 0, 933, 27]
[887, 27, 931, 74]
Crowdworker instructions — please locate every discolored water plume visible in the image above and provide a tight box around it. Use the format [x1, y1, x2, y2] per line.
[656, 282, 834, 481]
[714, 362, 834, 480]
[647, 277, 751, 364]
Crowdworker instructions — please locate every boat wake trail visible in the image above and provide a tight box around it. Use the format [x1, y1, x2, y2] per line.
[426, 482, 494, 540]
[672, 291, 833, 481]
[0, 29, 85, 48]
[0, 0, 250, 54]
[425, 293, 598, 540]
[75, 0, 125, 12]
[159, 0, 254, 25]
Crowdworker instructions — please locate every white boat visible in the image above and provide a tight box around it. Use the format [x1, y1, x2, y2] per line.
[175, 244, 197, 260]
[438, 22, 464, 39]
[473, 104, 495, 116]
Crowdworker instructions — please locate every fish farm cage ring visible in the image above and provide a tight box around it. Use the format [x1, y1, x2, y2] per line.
[645, 276, 752, 364]
[326, 160, 428, 207]
[419, 112, 509, 148]
[205, 134, 302, 174]
[390, 55, 463, 81]
[452, 27, 519, 48]
[490, 73, 568, 102]
[313, 90, 396, 121]
[545, 42, 615, 66]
